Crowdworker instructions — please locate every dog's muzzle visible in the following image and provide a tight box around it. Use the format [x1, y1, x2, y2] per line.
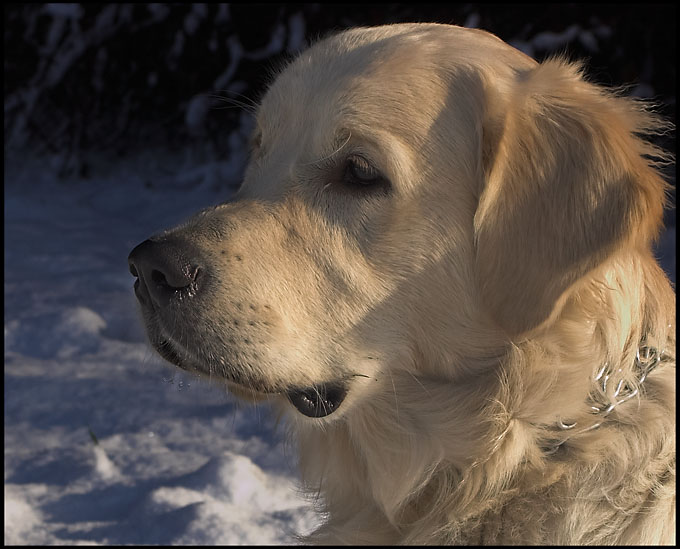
[128, 237, 348, 418]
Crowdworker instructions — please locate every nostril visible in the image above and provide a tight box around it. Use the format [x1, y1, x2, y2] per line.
[150, 266, 199, 290]
[152, 269, 169, 288]
[128, 238, 204, 308]
[151, 264, 200, 290]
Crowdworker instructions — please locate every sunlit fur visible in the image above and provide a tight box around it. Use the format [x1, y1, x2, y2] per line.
[149, 23, 675, 544]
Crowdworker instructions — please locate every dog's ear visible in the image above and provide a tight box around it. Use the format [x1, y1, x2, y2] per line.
[474, 59, 670, 336]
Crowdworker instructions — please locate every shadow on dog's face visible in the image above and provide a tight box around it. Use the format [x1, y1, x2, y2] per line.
[128, 25, 536, 421]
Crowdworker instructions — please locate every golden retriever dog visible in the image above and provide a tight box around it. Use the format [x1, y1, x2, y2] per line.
[129, 23, 675, 544]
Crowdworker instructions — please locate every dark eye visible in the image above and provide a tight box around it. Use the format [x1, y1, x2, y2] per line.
[344, 155, 385, 186]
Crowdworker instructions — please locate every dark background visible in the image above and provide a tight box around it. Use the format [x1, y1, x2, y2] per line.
[4, 3, 676, 201]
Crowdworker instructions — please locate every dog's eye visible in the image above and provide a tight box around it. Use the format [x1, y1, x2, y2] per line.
[344, 155, 385, 187]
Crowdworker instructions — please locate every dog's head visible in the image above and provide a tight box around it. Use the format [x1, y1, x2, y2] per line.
[129, 23, 669, 421]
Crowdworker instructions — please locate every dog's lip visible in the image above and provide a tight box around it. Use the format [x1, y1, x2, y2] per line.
[153, 338, 348, 417]
[155, 338, 186, 368]
[227, 377, 349, 418]
[286, 382, 348, 418]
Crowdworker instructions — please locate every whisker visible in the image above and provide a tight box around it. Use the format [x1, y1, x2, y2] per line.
[300, 131, 352, 166]
[386, 367, 399, 421]
[206, 90, 259, 114]
[407, 371, 432, 398]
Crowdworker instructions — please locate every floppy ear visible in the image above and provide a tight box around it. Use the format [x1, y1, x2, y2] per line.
[474, 59, 669, 336]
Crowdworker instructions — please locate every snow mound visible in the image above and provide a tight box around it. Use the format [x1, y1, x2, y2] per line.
[5, 306, 106, 359]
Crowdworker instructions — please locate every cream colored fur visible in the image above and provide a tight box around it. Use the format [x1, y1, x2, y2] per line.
[144, 23, 676, 544]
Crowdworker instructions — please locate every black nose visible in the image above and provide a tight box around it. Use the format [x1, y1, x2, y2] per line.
[128, 238, 203, 309]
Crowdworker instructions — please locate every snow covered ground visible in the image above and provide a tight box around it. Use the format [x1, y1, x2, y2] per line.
[4, 141, 675, 545]
[4, 149, 320, 545]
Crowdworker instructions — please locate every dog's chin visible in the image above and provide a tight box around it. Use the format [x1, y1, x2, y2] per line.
[151, 337, 347, 418]
[285, 383, 348, 418]
[154, 338, 187, 370]
[226, 382, 349, 419]
[228, 381, 349, 418]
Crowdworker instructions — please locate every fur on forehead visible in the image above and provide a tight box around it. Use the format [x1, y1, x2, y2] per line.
[256, 23, 536, 138]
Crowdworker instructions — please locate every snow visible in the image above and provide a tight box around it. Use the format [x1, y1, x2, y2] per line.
[510, 23, 601, 58]
[463, 12, 481, 30]
[4, 150, 320, 545]
[286, 12, 308, 54]
[44, 3, 83, 20]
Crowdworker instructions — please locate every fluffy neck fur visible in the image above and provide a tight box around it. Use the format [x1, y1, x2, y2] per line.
[296, 251, 675, 544]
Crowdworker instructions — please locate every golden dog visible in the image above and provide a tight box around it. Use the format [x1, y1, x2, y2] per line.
[129, 23, 675, 544]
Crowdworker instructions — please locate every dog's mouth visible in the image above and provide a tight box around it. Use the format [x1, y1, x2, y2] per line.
[154, 338, 347, 418]
[156, 338, 185, 367]
[286, 383, 348, 418]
